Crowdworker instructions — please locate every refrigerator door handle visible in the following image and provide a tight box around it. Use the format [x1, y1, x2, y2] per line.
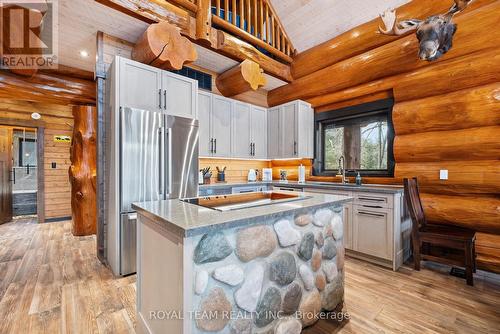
[159, 127, 166, 197]
[166, 128, 173, 197]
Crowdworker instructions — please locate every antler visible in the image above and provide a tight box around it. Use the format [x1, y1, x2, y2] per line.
[447, 0, 474, 15]
[378, 9, 422, 36]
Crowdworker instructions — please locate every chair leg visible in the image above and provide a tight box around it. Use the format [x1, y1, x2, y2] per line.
[465, 241, 474, 286]
[472, 242, 477, 273]
[412, 236, 421, 271]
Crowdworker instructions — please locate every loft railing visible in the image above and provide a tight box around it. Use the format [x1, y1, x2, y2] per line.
[168, 0, 294, 63]
[210, 0, 294, 62]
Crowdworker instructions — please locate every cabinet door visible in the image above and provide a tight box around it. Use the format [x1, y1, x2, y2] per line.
[119, 58, 161, 112]
[267, 107, 281, 159]
[211, 95, 232, 157]
[198, 92, 212, 156]
[352, 206, 392, 260]
[343, 204, 353, 250]
[281, 104, 297, 158]
[232, 101, 252, 158]
[297, 102, 314, 158]
[163, 72, 197, 119]
[251, 106, 268, 159]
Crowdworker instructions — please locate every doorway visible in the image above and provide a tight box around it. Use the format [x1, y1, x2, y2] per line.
[0, 125, 41, 224]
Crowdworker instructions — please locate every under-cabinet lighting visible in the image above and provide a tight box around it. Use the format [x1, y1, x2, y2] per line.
[79, 50, 89, 58]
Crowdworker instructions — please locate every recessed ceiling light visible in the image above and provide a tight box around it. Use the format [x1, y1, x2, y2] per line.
[80, 50, 89, 58]
[31, 112, 41, 120]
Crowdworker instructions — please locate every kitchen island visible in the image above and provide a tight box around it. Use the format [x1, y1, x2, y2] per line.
[132, 191, 352, 334]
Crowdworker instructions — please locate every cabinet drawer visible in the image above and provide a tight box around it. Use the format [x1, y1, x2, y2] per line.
[354, 193, 393, 209]
[303, 188, 352, 197]
[352, 206, 393, 260]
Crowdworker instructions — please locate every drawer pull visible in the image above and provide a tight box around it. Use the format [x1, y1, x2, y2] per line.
[358, 211, 385, 218]
[358, 197, 385, 202]
[361, 205, 383, 209]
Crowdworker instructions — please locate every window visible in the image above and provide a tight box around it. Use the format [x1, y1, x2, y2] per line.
[314, 99, 395, 177]
[18, 138, 37, 167]
[169, 67, 212, 91]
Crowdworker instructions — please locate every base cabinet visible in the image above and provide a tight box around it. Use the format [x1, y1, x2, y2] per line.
[304, 187, 410, 270]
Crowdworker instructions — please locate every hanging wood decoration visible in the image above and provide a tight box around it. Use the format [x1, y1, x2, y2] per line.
[216, 59, 267, 97]
[69, 106, 97, 236]
[132, 21, 197, 70]
[378, 0, 473, 61]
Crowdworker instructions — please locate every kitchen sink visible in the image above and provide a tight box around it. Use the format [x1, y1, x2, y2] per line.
[181, 191, 311, 211]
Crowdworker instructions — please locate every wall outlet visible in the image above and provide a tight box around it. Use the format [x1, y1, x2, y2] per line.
[439, 169, 448, 180]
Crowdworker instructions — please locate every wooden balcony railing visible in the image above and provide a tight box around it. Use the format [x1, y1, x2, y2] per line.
[168, 0, 294, 63]
[210, 0, 294, 62]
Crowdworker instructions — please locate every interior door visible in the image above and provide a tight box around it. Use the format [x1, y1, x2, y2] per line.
[211, 95, 232, 157]
[0, 127, 13, 224]
[251, 106, 268, 159]
[232, 101, 252, 158]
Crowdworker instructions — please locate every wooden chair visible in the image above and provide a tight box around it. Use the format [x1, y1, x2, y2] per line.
[403, 178, 476, 286]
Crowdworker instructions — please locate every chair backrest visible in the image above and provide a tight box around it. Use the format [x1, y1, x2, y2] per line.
[404, 178, 427, 238]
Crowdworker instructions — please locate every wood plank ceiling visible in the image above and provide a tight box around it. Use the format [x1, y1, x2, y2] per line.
[269, 0, 410, 52]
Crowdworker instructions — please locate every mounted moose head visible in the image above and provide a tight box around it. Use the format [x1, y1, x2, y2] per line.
[378, 0, 473, 61]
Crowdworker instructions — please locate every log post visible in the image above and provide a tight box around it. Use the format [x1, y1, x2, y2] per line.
[69, 106, 97, 236]
[216, 60, 267, 96]
[132, 21, 197, 70]
[195, 0, 212, 46]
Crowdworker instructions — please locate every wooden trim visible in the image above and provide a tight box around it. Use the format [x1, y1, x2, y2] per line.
[167, 0, 198, 12]
[212, 15, 292, 63]
[37, 127, 45, 224]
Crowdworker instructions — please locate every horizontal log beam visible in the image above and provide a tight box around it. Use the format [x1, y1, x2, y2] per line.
[395, 160, 500, 195]
[291, 0, 495, 80]
[168, 0, 198, 12]
[216, 30, 292, 82]
[394, 126, 500, 163]
[393, 50, 500, 102]
[268, 2, 500, 106]
[216, 60, 266, 97]
[393, 83, 500, 135]
[314, 91, 393, 113]
[421, 193, 500, 234]
[308, 48, 500, 108]
[0, 70, 96, 105]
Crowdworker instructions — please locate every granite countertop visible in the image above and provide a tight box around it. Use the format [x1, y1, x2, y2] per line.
[200, 180, 404, 194]
[132, 191, 352, 237]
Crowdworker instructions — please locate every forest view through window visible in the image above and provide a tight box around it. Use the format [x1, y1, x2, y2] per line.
[315, 99, 394, 177]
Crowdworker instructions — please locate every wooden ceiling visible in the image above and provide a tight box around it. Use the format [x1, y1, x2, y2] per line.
[269, 0, 410, 52]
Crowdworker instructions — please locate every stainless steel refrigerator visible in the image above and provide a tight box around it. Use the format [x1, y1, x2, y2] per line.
[108, 107, 198, 276]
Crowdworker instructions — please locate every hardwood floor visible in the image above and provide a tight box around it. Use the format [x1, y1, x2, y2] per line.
[1, 218, 499, 334]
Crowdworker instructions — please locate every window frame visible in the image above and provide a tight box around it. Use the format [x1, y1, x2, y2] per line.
[313, 98, 395, 177]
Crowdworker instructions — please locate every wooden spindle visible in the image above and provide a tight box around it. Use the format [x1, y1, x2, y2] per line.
[216, 0, 220, 17]
[224, 0, 229, 20]
[232, 0, 236, 25]
[253, 0, 257, 36]
[246, 0, 251, 33]
[259, 0, 263, 39]
[240, 0, 244, 29]
[277, 27, 280, 51]
[271, 16, 275, 47]
[265, 2, 269, 43]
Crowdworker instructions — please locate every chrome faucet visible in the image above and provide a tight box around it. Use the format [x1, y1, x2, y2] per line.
[338, 155, 348, 184]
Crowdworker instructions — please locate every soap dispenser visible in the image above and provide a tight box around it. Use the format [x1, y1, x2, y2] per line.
[355, 172, 362, 186]
[298, 164, 306, 184]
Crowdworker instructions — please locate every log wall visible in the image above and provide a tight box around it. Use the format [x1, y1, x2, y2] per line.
[274, 1, 500, 272]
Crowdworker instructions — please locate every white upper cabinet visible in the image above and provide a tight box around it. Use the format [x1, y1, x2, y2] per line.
[162, 71, 198, 119]
[232, 101, 252, 158]
[115, 57, 197, 119]
[267, 100, 314, 159]
[250, 106, 268, 159]
[211, 95, 232, 158]
[198, 91, 212, 156]
[118, 57, 162, 112]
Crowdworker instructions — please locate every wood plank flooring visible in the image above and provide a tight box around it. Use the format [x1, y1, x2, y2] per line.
[1, 218, 499, 334]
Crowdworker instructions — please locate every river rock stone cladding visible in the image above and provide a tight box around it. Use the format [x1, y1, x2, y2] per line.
[191, 205, 344, 333]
